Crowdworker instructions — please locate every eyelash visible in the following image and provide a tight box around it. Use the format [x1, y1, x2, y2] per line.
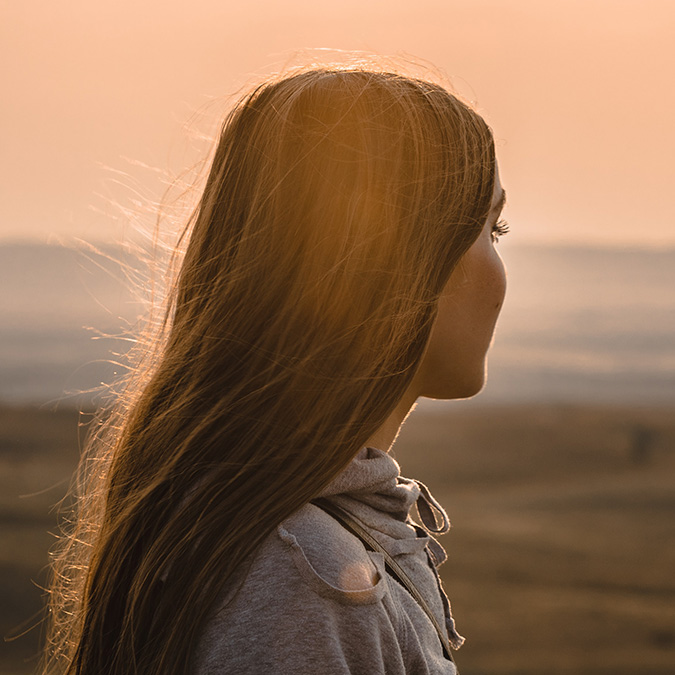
[491, 219, 510, 242]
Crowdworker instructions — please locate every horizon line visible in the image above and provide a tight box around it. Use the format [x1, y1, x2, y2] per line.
[1, 234, 675, 254]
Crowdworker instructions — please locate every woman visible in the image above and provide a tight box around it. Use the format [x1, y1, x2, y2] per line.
[44, 63, 508, 674]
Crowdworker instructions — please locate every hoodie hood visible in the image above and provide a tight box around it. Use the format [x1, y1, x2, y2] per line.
[315, 444, 465, 650]
[317, 445, 451, 564]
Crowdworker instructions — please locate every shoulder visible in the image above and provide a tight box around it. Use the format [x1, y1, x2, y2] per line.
[275, 501, 387, 603]
[213, 501, 391, 608]
[192, 502, 406, 674]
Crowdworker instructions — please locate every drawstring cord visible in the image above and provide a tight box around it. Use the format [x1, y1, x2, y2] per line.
[412, 479, 451, 535]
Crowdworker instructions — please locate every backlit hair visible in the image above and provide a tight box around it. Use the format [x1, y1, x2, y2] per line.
[43, 63, 495, 674]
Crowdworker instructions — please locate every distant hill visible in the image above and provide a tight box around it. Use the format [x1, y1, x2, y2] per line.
[0, 241, 149, 331]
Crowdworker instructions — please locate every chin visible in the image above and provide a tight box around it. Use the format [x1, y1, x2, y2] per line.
[420, 368, 487, 401]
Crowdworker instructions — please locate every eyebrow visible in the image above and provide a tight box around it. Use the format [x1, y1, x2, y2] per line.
[490, 189, 507, 216]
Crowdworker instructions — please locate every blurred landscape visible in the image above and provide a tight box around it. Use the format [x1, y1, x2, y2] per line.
[396, 402, 675, 674]
[1, 242, 674, 406]
[1, 241, 674, 674]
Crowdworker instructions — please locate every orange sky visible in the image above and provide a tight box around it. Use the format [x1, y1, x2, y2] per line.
[2, 0, 674, 247]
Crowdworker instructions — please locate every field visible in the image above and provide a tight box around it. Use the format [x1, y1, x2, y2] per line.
[1, 402, 674, 674]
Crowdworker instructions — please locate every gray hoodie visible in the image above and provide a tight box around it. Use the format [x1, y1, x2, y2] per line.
[193, 446, 464, 674]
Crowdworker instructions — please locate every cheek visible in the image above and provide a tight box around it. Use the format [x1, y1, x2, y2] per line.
[489, 254, 507, 311]
[432, 247, 506, 349]
[476, 245, 506, 314]
[456, 247, 506, 363]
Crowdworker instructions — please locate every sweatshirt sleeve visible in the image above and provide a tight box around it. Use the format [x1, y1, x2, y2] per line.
[192, 524, 408, 675]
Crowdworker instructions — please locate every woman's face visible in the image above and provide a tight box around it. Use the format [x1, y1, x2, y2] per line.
[412, 167, 507, 400]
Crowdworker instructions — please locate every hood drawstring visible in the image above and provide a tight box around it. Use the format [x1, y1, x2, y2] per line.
[413, 479, 451, 535]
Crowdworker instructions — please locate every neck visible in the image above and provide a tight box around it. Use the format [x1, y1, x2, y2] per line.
[365, 389, 420, 453]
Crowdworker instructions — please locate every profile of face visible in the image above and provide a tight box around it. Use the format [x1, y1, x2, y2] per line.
[411, 165, 507, 400]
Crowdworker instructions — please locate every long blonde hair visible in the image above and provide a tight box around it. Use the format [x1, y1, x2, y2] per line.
[43, 65, 495, 674]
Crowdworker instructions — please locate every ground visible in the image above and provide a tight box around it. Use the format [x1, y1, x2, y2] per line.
[1, 402, 673, 674]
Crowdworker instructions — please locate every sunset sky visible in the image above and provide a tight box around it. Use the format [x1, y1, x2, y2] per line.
[2, 0, 674, 247]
